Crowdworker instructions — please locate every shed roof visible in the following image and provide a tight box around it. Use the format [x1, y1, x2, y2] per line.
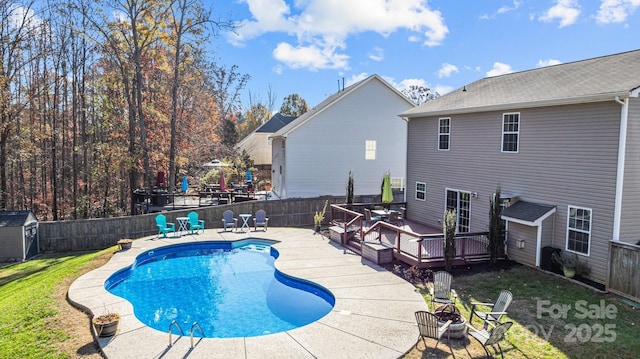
[501, 201, 556, 226]
[402, 49, 640, 118]
[0, 210, 37, 227]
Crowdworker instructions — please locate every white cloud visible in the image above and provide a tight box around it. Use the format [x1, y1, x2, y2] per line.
[480, 1, 522, 20]
[368, 47, 384, 62]
[438, 63, 459, 78]
[596, 0, 640, 24]
[230, 0, 449, 70]
[486, 62, 514, 77]
[539, 0, 581, 27]
[272, 42, 349, 71]
[498, 0, 523, 14]
[273, 64, 284, 75]
[537, 59, 562, 67]
[345, 72, 370, 87]
[8, 5, 41, 30]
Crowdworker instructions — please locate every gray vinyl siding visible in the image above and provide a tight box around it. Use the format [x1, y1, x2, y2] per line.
[541, 216, 555, 248]
[407, 101, 622, 283]
[506, 222, 537, 267]
[620, 97, 640, 244]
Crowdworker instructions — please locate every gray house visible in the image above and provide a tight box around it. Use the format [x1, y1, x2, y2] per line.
[0, 210, 39, 262]
[400, 49, 640, 286]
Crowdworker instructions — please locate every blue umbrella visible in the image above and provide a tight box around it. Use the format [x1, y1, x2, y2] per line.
[181, 176, 188, 192]
[245, 169, 253, 193]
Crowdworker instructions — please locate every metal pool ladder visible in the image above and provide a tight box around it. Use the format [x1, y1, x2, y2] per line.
[190, 322, 204, 348]
[168, 320, 184, 347]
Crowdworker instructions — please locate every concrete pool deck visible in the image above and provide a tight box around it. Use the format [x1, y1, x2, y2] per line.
[68, 227, 429, 359]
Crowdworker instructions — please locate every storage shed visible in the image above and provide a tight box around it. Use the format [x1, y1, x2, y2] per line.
[0, 210, 39, 262]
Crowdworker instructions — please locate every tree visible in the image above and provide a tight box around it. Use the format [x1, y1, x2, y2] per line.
[345, 171, 354, 204]
[488, 185, 506, 264]
[239, 103, 269, 139]
[443, 209, 457, 271]
[0, 0, 38, 210]
[401, 85, 439, 105]
[279, 93, 308, 117]
[166, 0, 217, 196]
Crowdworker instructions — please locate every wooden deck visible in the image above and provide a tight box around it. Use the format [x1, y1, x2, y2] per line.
[329, 204, 493, 269]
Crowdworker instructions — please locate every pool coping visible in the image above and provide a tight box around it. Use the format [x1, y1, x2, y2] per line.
[68, 227, 428, 359]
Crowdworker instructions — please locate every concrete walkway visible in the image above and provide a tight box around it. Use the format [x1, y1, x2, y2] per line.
[68, 227, 428, 359]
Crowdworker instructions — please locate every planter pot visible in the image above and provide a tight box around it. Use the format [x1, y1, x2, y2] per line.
[563, 267, 576, 278]
[314, 225, 321, 233]
[94, 319, 119, 337]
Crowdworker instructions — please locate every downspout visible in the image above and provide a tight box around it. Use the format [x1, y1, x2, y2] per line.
[400, 116, 410, 203]
[612, 96, 629, 241]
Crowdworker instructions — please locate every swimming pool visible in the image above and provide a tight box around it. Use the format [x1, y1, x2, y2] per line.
[105, 239, 335, 338]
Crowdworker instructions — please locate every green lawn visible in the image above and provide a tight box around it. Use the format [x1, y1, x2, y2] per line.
[404, 265, 640, 358]
[0, 249, 113, 359]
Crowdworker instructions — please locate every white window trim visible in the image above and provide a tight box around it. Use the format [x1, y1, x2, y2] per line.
[438, 117, 451, 151]
[415, 181, 426, 201]
[365, 140, 376, 160]
[444, 188, 472, 233]
[565, 205, 592, 256]
[501, 112, 520, 153]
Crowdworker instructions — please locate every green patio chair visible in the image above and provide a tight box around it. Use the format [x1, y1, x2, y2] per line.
[155, 214, 175, 238]
[187, 211, 205, 234]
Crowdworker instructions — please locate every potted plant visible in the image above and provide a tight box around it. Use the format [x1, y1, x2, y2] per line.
[552, 251, 591, 278]
[117, 239, 133, 250]
[314, 200, 329, 233]
[92, 312, 120, 337]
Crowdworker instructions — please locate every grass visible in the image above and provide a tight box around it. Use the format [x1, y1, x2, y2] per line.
[402, 264, 640, 358]
[1, 250, 639, 358]
[0, 249, 114, 359]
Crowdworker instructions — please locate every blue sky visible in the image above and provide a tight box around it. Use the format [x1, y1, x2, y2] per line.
[211, 0, 640, 110]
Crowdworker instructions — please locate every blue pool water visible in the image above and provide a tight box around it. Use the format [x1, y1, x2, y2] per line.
[105, 240, 335, 338]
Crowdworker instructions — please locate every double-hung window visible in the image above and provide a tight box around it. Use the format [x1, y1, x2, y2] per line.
[566, 206, 591, 255]
[365, 140, 376, 160]
[416, 182, 426, 201]
[502, 113, 519, 152]
[438, 118, 450, 150]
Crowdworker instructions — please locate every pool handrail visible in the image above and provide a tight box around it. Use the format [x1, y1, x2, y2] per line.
[190, 322, 204, 348]
[168, 320, 184, 347]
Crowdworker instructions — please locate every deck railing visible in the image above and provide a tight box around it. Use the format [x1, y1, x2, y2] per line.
[329, 204, 491, 267]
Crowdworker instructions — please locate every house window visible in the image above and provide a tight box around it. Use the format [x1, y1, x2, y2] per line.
[416, 182, 426, 201]
[446, 189, 471, 232]
[438, 118, 451, 151]
[502, 113, 519, 152]
[365, 140, 376, 160]
[438, 118, 450, 150]
[566, 206, 591, 255]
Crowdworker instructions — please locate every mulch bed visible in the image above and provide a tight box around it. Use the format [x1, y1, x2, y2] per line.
[384, 259, 522, 286]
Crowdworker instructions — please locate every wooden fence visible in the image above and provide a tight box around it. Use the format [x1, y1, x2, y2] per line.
[608, 241, 640, 302]
[38, 196, 350, 253]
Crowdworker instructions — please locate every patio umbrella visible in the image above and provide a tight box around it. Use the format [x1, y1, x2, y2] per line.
[155, 171, 166, 188]
[382, 172, 393, 205]
[245, 169, 253, 193]
[181, 176, 189, 192]
[219, 171, 227, 191]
